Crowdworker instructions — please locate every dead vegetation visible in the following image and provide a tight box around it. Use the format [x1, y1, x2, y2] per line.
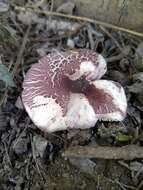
[0, 0, 143, 190]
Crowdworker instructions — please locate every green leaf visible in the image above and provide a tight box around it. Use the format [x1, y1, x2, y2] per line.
[0, 64, 15, 87]
[115, 134, 133, 142]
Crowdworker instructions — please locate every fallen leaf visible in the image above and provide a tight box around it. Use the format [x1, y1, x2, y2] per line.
[134, 54, 143, 71]
[33, 135, 48, 158]
[130, 161, 143, 172]
[57, 2, 75, 15]
[128, 82, 143, 94]
[0, 2, 9, 12]
[133, 72, 143, 82]
[17, 11, 39, 25]
[0, 64, 15, 87]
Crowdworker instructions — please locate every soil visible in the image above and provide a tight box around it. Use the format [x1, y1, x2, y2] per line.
[0, 1, 143, 190]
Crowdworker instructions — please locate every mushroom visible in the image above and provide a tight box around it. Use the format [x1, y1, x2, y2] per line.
[22, 49, 127, 133]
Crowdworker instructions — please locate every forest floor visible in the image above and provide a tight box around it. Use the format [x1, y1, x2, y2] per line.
[0, 1, 143, 190]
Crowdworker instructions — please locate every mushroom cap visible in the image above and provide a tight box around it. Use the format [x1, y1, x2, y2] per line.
[22, 49, 127, 133]
[85, 80, 127, 121]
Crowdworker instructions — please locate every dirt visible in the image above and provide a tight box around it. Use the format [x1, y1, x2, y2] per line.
[0, 1, 143, 190]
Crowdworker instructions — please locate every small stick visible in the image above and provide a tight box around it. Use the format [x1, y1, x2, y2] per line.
[100, 26, 123, 52]
[12, 24, 31, 77]
[106, 177, 135, 190]
[106, 46, 130, 62]
[136, 180, 143, 190]
[106, 53, 126, 62]
[13, 5, 143, 38]
[62, 145, 143, 160]
[0, 25, 31, 106]
[30, 134, 45, 181]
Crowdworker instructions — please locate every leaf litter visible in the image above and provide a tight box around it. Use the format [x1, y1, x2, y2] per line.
[0, 1, 143, 190]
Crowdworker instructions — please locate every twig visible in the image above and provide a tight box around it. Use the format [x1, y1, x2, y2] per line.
[30, 134, 45, 181]
[49, 0, 54, 21]
[106, 46, 130, 62]
[118, 160, 131, 171]
[0, 25, 31, 106]
[12, 24, 31, 76]
[13, 5, 143, 38]
[100, 26, 123, 52]
[106, 177, 135, 190]
[10, 16, 24, 34]
[30, 23, 85, 42]
[107, 178, 127, 190]
[106, 53, 126, 62]
[136, 180, 143, 190]
[13, 125, 28, 150]
[134, 165, 143, 181]
[106, 53, 125, 63]
[3, 142, 12, 167]
[34, 0, 46, 8]
[87, 24, 95, 50]
[0, 89, 8, 106]
[62, 145, 143, 160]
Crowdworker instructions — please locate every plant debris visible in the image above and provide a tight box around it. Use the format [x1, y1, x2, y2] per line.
[62, 145, 143, 160]
[0, 63, 15, 88]
[0, 1, 143, 189]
